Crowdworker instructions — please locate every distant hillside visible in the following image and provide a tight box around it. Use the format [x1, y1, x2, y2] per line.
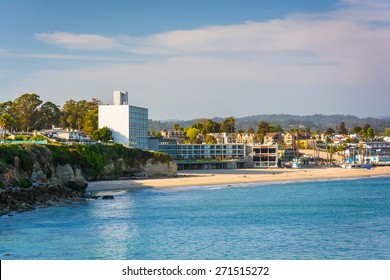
[149, 114, 390, 132]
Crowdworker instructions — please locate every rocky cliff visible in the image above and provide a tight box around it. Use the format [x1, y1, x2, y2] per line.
[0, 143, 177, 215]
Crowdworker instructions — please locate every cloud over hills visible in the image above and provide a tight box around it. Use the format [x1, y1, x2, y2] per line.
[5, 0, 390, 119]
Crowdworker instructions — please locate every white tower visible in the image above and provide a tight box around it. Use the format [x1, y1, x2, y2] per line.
[113, 91, 128, 105]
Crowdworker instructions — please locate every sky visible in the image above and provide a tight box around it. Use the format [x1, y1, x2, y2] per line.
[0, 0, 389, 120]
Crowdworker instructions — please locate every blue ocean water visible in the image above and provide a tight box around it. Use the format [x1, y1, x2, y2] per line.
[1, 177, 390, 260]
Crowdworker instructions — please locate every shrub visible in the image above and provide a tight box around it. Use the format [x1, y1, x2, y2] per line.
[19, 178, 32, 189]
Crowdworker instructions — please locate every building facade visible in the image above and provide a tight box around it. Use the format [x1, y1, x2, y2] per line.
[177, 143, 246, 160]
[99, 91, 148, 149]
[251, 144, 278, 167]
[149, 137, 178, 158]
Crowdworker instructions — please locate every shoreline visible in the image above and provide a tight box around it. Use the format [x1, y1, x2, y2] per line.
[86, 166, 390, 193]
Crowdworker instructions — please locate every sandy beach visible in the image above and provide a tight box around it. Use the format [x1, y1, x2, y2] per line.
[87, 166, 390, 193]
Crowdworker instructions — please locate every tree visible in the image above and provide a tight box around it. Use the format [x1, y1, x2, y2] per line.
[92, 127, 113, 143]
[257, 120, 270, 135]
[337, 121, 348, 135]
[0, 113, 16, 139]
[185, 127, 200, 143]
[384, 128, 390, 136]
[352, 126, 362, 134]
[257, 120, 270, 142]
[83, 107, 99, 135]
[325, 127, 335, 135]
[0, 101, 12, 115]
[363, 123, 371, 132]
[61, 98, 101, 134]
[220, 117, 235, 133]
[202, 120, 220, 134]
[205, 134, 217, 144]
[61, 99, 78, 129]
[247, 127, 255, 134]
[10, 93, 42, 132]
[173, 123, 181, 131]
[367, 127, 374, 140]
[38, 101, 61, 129]
[269, 124, 283, 133]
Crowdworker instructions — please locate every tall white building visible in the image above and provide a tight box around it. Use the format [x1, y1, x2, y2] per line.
[98, 91, 148, 149]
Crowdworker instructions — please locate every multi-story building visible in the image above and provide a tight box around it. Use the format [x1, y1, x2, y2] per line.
[149, 137, 178, 158]
[362, 142, 390, 165]
[251, 144, 278, 168]
[177, 143, 246, 160]
[99, 91, 148, 149]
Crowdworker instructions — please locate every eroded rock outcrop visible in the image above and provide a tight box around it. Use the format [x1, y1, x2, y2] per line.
[0, 144, 177, 215]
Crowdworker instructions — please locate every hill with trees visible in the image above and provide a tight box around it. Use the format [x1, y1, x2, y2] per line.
[149, 114, 390, 134]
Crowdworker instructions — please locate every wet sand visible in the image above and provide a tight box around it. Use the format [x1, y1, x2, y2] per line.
[86, 166, 390, 193]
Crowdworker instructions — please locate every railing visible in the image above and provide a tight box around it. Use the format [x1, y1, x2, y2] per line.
[0, 140, 48, 144]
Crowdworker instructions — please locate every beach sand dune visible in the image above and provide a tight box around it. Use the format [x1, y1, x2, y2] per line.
[87, 166, 390, 193]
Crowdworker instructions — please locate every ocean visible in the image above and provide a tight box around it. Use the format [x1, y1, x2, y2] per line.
[1, 177, 390, 260]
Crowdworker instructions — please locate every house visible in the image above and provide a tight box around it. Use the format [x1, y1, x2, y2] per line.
[264, 132, 282, 145]
[98, 91, 148, 149]
[160, 129, 186, 143]
[209, 132, 235, 144]
[236, 133, 256, 144]
[283, 132, 296, 147]
[40, 128, 92, 143]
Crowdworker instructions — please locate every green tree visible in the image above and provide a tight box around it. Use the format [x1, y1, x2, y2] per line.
[61, 98, 100, 134]
[0, 113, 16, 139]
[173, 123, 181, 131]
[337, 121, 348, 134]
[325, 127, 335, 135]
[83, 106, 99, 135]
[38, 101, 61, 129]
[384, 128, 390, 136]
[352, 126, 362, 134]
[0, 101, 12, 115]
[220, 117, 235, 133]
[10, 93, 43, 132]
[92, 127, 113, 143]
[269, 124, 283, 133]
[202, 120, 220, 134]
[257, 120, 270, 142]
[257, 120, 270, 135]
[247, 127, 255, 134]
[367, 127, 374, 140]
[61, 99, 78, 129]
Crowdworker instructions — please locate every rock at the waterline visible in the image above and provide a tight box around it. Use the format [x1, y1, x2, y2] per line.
[102, 195, 114, 200]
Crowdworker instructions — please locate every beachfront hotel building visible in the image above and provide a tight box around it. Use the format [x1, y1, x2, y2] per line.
[250, 144, 279, 168]
[98, 91, 148, 149]
[177, 143, 246, 160]
[177, 143, 247, 169]
[148, 137, 279, 169]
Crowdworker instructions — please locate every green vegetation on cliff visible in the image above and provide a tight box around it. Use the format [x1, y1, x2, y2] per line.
[0, 143, 173, 188]
[46, 143, 172, 179]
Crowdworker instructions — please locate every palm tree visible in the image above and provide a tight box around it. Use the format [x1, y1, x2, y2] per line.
[0, 113, 16, 140]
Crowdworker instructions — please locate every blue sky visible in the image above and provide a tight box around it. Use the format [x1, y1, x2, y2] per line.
[1, 0, 389, 120]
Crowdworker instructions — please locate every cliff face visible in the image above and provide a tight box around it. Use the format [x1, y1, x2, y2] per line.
[0, 144, 177, 215]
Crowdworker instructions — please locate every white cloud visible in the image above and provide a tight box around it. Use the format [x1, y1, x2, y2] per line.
[6, 0, 390, 119]
[35, 32, 121, 50]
